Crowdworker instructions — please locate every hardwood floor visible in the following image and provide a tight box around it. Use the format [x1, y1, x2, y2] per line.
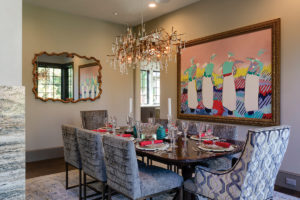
[26, 157, 300, 198]
[26, 157, 75, 179]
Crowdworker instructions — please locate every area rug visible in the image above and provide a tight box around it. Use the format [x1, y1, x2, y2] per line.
[26, 170, 299, 200]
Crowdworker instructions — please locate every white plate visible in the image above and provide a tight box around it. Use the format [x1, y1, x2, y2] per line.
[118, 136, 135, 141]
[136, 143, 169, 151]
[197, 144, 235, 152]
[190, 135, 219, 141]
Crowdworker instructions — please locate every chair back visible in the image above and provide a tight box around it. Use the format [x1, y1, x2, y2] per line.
[235, 126, 290, 199]
[61, 124, 82, 169]
[76, 128, 107, 182]
[213, 124, 237, 140]
[102, 135, 141, 199]
[80, 110, 108, 130]
[155, 118, 168, 128]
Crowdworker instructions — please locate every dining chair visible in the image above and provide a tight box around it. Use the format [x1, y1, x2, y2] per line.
[155, 118, 168, 128]
[184, 125, 290, 200]
[76, 128, 107, 200]
[80, 110, 108, 130]
[201, 124, 238, 171]
[61, 124, 82, 200]
[102, 134, 184, 200]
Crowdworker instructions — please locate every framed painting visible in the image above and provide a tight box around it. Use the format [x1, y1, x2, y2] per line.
[177, 19, 280, 126]
[79, 62, 100, 99]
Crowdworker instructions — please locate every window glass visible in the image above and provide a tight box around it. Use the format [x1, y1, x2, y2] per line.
[140, 69, 160, 106]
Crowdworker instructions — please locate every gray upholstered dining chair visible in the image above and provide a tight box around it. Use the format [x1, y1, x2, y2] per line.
[76, 128, 107, 200]
[202, 124, 238, 171]
[184, 125, 290, 200]
[102, 134, 184, 200]
[61, 124, 82, 200]
[80, 110, 108, 130]
[155, 118, 168, 128]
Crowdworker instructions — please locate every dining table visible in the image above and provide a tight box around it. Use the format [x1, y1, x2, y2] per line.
[135, 135, 245, 200]
[135, 136, 245, 180]
[95, 127, 245, 200]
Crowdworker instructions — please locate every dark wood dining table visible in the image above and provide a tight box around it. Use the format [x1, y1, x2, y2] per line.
[135, 136, 245, 200]
[135, 136, 245, 180]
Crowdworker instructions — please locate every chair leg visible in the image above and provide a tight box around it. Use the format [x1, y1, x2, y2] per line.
[65, 162, 69, 189]
[102, 183, 106, 200]
[83, 173, 87, 200]
[108, 186, 111, 200]
[79, 169, 82, 200]
[179, 186, 183, 200]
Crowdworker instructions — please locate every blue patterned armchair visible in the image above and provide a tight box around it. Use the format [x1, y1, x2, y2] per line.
[184, 126, 290, 200]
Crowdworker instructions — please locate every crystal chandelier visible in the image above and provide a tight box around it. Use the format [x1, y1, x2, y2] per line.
[108, 23, 185, 74]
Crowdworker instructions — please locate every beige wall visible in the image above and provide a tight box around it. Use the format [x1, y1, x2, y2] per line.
[0, 0, 22, 86]
[23, 4, 134, 151]
[146, 0, 300, 174]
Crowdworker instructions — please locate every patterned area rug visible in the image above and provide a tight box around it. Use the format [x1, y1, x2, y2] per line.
[26, 170, 299, 200]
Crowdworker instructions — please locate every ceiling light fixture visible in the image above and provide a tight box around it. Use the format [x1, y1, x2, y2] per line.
[113, 12, 118, 16]
[148, 2, 157, 8]
[107, 2, 186, 74]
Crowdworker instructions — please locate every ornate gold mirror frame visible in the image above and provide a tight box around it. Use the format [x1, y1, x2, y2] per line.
[32, 51, 102, 103]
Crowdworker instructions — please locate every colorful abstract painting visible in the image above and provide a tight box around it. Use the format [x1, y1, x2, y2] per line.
[79, 64, 100, 99]
[177, 19, 280, 126]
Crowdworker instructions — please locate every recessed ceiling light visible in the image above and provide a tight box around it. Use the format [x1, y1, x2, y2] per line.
[113, 12, 118, 16]
[148, 2, 157, 8]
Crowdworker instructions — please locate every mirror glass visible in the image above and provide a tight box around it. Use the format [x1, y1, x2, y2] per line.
[33, 52, 102, 103]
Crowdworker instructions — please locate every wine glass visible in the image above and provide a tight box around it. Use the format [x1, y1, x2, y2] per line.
[111, 116, 117, 135]
[181, 121, 189, 141]
[148, 117, 155, 125]
[170, 125, 178, 148]
[104, 117, 109, 128]
[196, 123, 204, 138]
[205, 124, 213, 137]
[135, 121, 141, 140]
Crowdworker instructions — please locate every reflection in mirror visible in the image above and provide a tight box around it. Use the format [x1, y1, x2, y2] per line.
[33, 52, 102, 103]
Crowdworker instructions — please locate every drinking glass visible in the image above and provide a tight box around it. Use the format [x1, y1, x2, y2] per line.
[111, 116, 117, 135]
[205, 124, 213, 136]
[181, 121, 189, 141]
[172, 126, 178, 147]
[104, 117, 109, 128]
[126, 114, 134, 132]
[196, 122, 204, 138]
[148, 117, 155, 125]
[135, 121, 141, 140]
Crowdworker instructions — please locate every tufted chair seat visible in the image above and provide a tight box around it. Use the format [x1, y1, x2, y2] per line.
[102, 134, 184, 200]
[184, 125, 290, 200]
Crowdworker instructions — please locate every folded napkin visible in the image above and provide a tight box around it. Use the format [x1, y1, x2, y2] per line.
[203, 140, 213, 145]
[215, 141, 231, 148]
[139, 140, 163, 147]
[197, 133, 206, 138]
[92, 129, 107, 133]
[116, 134, 132, 138]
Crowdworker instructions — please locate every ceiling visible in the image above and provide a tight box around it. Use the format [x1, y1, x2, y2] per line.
[23, 0, 200, 25]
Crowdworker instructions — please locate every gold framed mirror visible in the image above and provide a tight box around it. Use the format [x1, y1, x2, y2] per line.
[32, 52, 102, 103]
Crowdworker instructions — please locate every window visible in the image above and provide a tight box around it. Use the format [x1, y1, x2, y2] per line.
[37, 62, 73, 100]
[140, 70, 160, 106]
[152, 71, 160, 105]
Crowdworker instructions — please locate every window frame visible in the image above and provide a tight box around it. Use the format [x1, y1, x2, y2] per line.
[36, 61, 74, 101]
